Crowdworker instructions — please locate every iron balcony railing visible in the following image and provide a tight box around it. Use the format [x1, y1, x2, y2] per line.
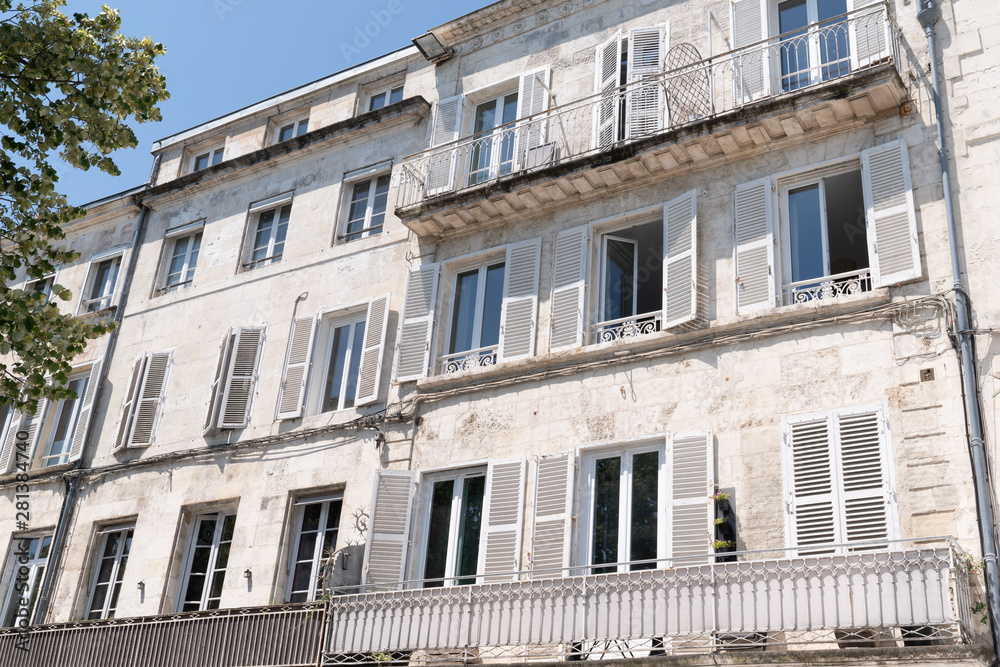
[784, 268, 873, 304]
[438, 344, 499, 374]
[397, 2, 900, 210]
[324, 537, 979, 665]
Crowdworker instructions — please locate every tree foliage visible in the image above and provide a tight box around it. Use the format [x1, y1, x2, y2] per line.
[0, 1, 167, 411]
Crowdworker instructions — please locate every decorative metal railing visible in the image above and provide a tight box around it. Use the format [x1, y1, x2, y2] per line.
[397, 3, 899, 210]
[438, 345, 499, 374]
[324, 538, 979, 665]
[784, 268, 873, 304]
[592, 312, 663, 343]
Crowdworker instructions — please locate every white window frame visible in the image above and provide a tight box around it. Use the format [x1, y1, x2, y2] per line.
[176, 510, 237, 612]
[286, 494, 343, 602]
[78, 246, 127, 314]
[84, 525, 134, 620]
[274, 116, 310, 144]
[438, 251, 507, 374]
[159, 220, 205, 293]
[242, 194, 293, 271]
[306, 306, 369, 416]
[339, 162, 392, 242]
[24, 270, 57, 302]
[367, 84, 404, 112]
[34, 369, 90, 468]
[190, 145, 225, 172]
[465, 89, 520, 186]
[1, 534, 52, 627]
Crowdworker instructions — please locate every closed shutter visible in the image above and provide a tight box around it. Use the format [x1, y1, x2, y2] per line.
[550, 225, 590, 351]
[849, 0, 889, 68]
[594, 30, 622, 148]
[662, 190, 698, 328]
[498, 239, 541, 362]
[837, 410, 893, 547]
[861, 140, 921, 287]
[478, 458, 527, 581]
[362, 469, 415, 589]
[667, 431, 714, 563]
[0, 408, 23, 473]
[530, 451, 574, 578]
[784, 417, 838, 553]
[731, 0, 769, 101]
[276, 316, 317, 420]
[426, 95, 463, 196]
[204, 330, 233, 436]
[733, 177, 776, 313]
[114, 356, 145, 452]
[395, 264, 439, 381]
[356, 293, 391, 406]
[626, 25, 667, 139]
[219, 327, 265, 429]
[516, 67, 551, 164]
[128, 352, 171, 447]
[68, 360, 103, 463]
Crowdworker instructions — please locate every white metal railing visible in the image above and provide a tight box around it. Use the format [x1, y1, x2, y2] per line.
[324, 538, 979, 665]
[784, 268, 872, 304]
[592, 312, 663, 343]
[397, 3, 899, 209]
[438, 345, 499, 374]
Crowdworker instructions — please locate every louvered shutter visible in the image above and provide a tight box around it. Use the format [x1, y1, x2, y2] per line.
[356, 293, 391, 406]
[204, 330, 233, 436]
[530, 451, 574, 578]
[68, 360, 103, 463]
[478, 458, 526, 581]
[731, 0, 769, 101]
[127, 352, 171, 447]
[849, 0, 889, 68]
[114, 356, 145, 452]
[626, 25, 667, 139]
[594, 30, 622, 148]
[516, 67, 551, 165]
[395, 264, 439, 381]
[667, 431, 714, 563]
[498, 239, 541, 362]
[550, 226, 590, 351]
[219, 327, 265, 429]
[362, 469, 415, 589]
[276, 316, 317, 419]
[837, 409, 894, 547]
[426, 96, 463, 196]
[733, 177, 776, 313]
[861, 141, 921, 287]
[20, 403, 45, 467]
[663, 190, 698, 328]
[0, 408, 23, 473]
[784, 416, 838, 553]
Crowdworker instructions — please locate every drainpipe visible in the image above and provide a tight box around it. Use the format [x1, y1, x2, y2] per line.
[918, 0, 1000, 654]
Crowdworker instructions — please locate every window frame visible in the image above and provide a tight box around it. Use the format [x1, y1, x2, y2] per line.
[286, 494, 343, 602]
[338, 162, 392, 243]
[769, 0, 853, 93]
[176, 510, 238, 612]
[367, 84, 404, 112]
[306, 307, 368, 416]
[84, 524, 134, 620]
[466, 89, 520, 186]
[274, 116, 310, 144]
[241, 194, 293, 272]
[34, 369, 90, 468]
[24, 269, 57, 302]
[77, 246, 128, 314]
[158, 220, 206, 294]
[437, 250, 507, 374]
[190, 145, 225, 172]
[0, 533, 52, 627]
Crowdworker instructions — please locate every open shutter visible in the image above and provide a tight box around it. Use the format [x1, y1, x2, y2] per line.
[128, 352, 171, 447]
[861, 141, 921, 287]
[204, 330, 233, 436]
[114, 356, 146, 452]
[498, 239, 541, 362]
[219, 327, 265, 429]
[731, 0, 769, 101]
[550, 225, 590, 351]
[849, 0, 890, 68]
[68, 360, 102, 463]
[594, 30, 622, 148]
[516, 67, 551, 167]
[362, 469, 415, 589]
[733, 177, 776, 313]
[395, 264, 439, 381]
[478, 458, 527, 581]
[276, 316, 317, 420]
[356, 293, 391, 406]
[667, 431, 715, 563]
[784, 415, 838, 553]
[836, 409, 894, 547]
[0, 409, 23, 473]
[663, 190, 698, 328]
[426, 95, 463, 196]
[626, 25, 667, 139]
[530, 451, 574, 578]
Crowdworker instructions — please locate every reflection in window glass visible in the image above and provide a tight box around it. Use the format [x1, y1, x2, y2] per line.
[289, 498, 341, 602]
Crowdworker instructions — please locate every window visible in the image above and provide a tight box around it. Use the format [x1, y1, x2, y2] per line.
[26, 274, 55, 301]
[80, 249, 125, 313]
[368, 85, 403, 111]
[160, 222, 204, 292]
[114, 351, 173, 451]
[445, 261, 505, 372]
[776, 0, 850, 92]
[276, 117, 309, 143]
[342, 173, 390, 241]
[594, 27, 667, 148]
[204, 327, 265, 434]
[244, 200, 291, 270]
[35, 372, 89, 468]
[596, 220, 664, 341]
[179, 512, 236, 612]
[317, 317, 365, 413]
[85, 526, 133, 619]
[1, 535, 51, 627]
[288, 496, 342, 602]
[419, 468, 486, 587]
[192, 146, 224, 172]
[467, 91, 518, 186]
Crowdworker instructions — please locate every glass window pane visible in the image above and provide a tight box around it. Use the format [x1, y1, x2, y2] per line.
[423, 480, 455, 587]
[604, 239, 636, 321]
[480, 263, 506, 349]
[196, 518, 217, 546]
[823, 170, 869, 274]
[279, 124, 294, 142]
[252, 210, 275, 260]
[368, 175, 391, 232]
[183, 573, 206, 604]
[297, 119, 309, 136]
[342, 321, 366, 410]
[271, 205, 290, 261]
[389, 87, 404, 105]
[449, 270, 480, 354]
[455, 475, 485, 585]
[501, 93, 519, 124]
[629, 451, 659, 570]
[296, 532, 318, 562]
[592, 456, 621, 573]
[291, 560, 313, 594]
[323, 325, 351, 412]
[369, 92, 386, 111]
[211, 149, 224, 166]
[473, 100, 498, 134]
[787, 184, 825, 282]
[88, 583, 108, 617]
[195, 154, 209, 171]
[778, 0, 810, 91]
[302, 503, 322, 532]
[347, 180, 371, 235]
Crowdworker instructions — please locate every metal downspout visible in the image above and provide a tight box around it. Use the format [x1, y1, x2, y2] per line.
[918, 0, 1000, 654]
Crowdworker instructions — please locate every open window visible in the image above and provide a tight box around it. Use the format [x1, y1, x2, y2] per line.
[339, 163, 391, 242]
[79, 247, 126, 313]
[242, 194, 293, 271]
[594, 26, 668, 149]
[158, 220, 204, 293]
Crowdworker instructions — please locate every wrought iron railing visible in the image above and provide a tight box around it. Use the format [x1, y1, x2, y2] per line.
[784, 268, 873, 304]
[438, 345, 499, 374]
[592, 312, 663, 343]
[397, 3, 899, 210]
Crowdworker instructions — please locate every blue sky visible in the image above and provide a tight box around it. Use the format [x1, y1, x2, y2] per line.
[57, 0, 492, 206]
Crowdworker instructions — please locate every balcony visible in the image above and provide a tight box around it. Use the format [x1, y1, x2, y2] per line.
[324, 539, 980, 665]
[397, 3, 905, 237]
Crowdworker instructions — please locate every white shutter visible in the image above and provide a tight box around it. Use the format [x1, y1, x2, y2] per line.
[276, 316, 317, 420]
[663, 189, 698, 328]
[498, 239, 541, 362]
[478, 457, 526, 581]
[356, 293, 391, 406]
[837, 409, 894, 546]
[128, 352, 171, 447]
[362, 469, 415, 589]
[0, 408, 23, 473]
[594, 30, 622, 148]
[530, 451, 574, 578]
[219, 327, 265, 429]
[395, 264, 439, 381]
[784, 416, 838, 553]
[861, 140, 921, 287]
[626, 25, 667, 139]
[849, 0, 889, 68]
[114, 356, 145, 452]
[516, 67, 551, 164]
[731, 0, 769, 101]
[204, 330, 233, 436]
[667, 431, 714, 563]
[550, 225, 590, 351]
[68, 360, 103, 463]
[733, 177, 776, 313]
[20, 403, 45, 468]
[426, 95, 463, 196]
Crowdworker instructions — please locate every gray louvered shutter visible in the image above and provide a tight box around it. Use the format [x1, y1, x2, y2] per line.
[276, 316, 316, 420]
[0, 408, 23, 473]
[128, 352, 171, 447]
[530, 451, 574, 578]
[426, 95, 463, 196]
[516, 67, 551, 164]
[594, 30, 622, 148]
[626, 25, 667, 139]
[861, 140, 921, 287]
[204, 330, 233, 436]
[499, 239, 541, 362]
[550, 226, 590, 351]
[784, 415, 838, 553]
[731, 0, 769, 101]
[837, 409, 894, 547]
[219, 327, 265, 429]
[68, 360, 103, 463]
[733, 177, 776, 313]
[478, 458, 526, 581]
[114, 355, 145, 452]
[849, 0, 889, 68]
[663, 190, 698, 328]
[667, 431, 714, 563]
[362, 469, 415, 589]
[356, 293, 390, 406]
[395, 264, 439, 381]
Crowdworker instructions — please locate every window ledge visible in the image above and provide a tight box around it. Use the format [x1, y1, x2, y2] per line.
[0, 461, 76, 484]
